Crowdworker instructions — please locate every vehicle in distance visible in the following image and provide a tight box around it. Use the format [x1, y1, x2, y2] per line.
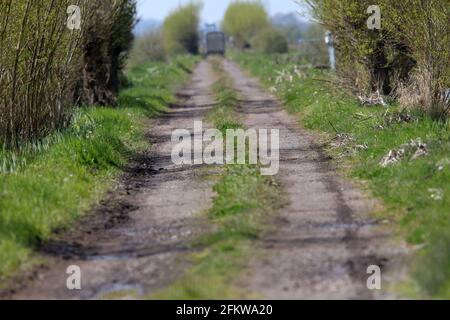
[206, 32, 226, 55]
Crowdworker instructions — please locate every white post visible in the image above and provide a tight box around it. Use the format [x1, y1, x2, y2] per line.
[325, 31, 336, 70]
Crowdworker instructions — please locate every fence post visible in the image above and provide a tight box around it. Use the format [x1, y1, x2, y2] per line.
[325, 31, 336, 70]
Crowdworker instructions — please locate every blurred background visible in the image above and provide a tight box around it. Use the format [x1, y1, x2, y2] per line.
[129, 0, 329, 68]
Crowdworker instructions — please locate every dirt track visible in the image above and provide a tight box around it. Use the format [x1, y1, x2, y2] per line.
[6, 61, 217, 299]
[5, 59, 408, 299]
[223, 59, 409, 299]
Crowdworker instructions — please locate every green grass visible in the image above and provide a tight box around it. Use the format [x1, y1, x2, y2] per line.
[151, 58, 281, 299]
[233, 52, 450, 298]
[153, 164, 280, 299]
[207, 58, 242, 133]
[0, 55, 198, 284]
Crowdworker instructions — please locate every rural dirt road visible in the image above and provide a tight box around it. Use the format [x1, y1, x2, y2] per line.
[5, 59, 408, 299]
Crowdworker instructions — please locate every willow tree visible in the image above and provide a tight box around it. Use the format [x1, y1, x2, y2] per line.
[0, 0, 137, 147]
[79, 0, 137, 106]
[304, 0, 449, 118]
[162, 3, 202, 56]
[384, 0, 450, 119]
[0, 0, 86, 146]
[222, 1, 270, 49]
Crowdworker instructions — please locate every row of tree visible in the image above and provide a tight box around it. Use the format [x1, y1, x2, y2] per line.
[306, 0, 449, 119]
[128, 3, 201, 66]
[128, 1, 289, 66]
[0, 0, 136, 147]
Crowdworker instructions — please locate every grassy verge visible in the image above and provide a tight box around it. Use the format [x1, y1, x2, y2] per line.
[233, 52, 450, 298]
[206, 58, 242, 132]
[152, 58, 281, 299]
[0, 55, 198, 283]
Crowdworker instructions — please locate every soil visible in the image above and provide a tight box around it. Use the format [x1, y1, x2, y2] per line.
[4, 61, 218, 300]
[222, 59, 410, 299]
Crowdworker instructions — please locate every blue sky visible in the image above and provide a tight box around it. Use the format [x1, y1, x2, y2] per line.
[136, 0, 310, 23]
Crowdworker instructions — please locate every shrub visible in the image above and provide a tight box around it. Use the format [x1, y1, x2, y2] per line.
[0, 0, 137, 147]
[78, 0, 137, 106]
[252, 28, 288, 54]
[0, 0, 86, 147]
[304, 0, 449, 118]
[304, 0, 415, 95]
[222, 1, 270, 49]
[128, 29, 166, 67]
[384, 0, 450, 119]
[162, 3, 201, 56]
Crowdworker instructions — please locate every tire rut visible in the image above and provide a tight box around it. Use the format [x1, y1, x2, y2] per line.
[222, 59, 410, 300]
[5, 61, 217, 300]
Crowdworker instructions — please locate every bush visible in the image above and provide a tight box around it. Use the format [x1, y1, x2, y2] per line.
[304, 0, 449, 118]
[384, 0, 450, 119]
[222, 1, 270, 49]
[310, 0, 400, 94]
[162, 3, 201, 56]
[0, 0, 86, 147]
[78, 0, 137, 106]
[305, 0, 413, 95]
[128, 29, 166, 67]
[0, 0, 137, 147]
[252, 28, 288, 54]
